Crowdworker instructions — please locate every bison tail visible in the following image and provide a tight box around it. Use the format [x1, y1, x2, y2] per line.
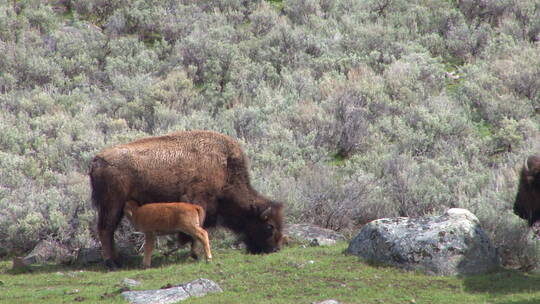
[89, 157, 108, 209]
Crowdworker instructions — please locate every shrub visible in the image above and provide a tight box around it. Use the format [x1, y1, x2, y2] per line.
[249, 2, 279, 36]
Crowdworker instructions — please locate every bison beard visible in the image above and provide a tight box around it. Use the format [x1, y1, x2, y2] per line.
[89, 130, 284, 269]
[513, 155, 540, 226]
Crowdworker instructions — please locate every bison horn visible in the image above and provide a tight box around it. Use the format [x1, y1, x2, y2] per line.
[260, 207, 272, 220]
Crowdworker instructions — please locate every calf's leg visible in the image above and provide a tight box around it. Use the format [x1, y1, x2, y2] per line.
[143, 233, 156, 268]
[190, 227, 212, 262]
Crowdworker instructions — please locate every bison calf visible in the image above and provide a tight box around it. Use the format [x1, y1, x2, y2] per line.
[124, 200, 212, 268]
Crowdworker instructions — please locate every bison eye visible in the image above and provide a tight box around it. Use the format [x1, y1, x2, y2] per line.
[265, 224, 274, 232]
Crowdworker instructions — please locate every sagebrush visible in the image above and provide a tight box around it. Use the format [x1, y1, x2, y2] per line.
[0, 0, 539, 268]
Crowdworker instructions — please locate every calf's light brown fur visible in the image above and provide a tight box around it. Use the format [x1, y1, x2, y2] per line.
[124, 200, 212, 268]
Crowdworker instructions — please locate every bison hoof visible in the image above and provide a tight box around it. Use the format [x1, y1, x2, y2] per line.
[105, 259, 121, 270]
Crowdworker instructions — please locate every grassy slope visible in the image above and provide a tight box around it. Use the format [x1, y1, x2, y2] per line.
[1, 243, 540, 304]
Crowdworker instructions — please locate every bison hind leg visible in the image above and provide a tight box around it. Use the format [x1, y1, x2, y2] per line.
[97, 201, 125, 269]
[98, 228, 122, 270]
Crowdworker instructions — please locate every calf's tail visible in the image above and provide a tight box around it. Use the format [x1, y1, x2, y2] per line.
[196, 206, 206, 227]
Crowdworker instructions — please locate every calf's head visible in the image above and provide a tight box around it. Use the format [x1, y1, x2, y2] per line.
[244, 202, 284, 254]
[124, 200, 139, 222]
[514, 155, 540, 226]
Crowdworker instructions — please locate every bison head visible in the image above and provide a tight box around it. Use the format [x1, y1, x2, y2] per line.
[514, 155, 540, 226]
[243, 202, 284, 254]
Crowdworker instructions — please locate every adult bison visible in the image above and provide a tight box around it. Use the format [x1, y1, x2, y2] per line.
[513, 155, 540, 226]
[89, 130, 284, 269]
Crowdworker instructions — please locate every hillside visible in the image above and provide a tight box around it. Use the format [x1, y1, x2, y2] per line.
[0, 0, 539, 268]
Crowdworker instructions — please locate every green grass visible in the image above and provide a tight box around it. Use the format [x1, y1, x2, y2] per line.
[1, 243, 540, 303]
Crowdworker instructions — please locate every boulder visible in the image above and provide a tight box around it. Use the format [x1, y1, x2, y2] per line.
[121, 278, 222, 304]
[347, 208, 500, 275]
[23, 240, 73, 265]
[75, 246, 138, 266]
[75, 247, 102, 265]
[285, 223, 346, 246]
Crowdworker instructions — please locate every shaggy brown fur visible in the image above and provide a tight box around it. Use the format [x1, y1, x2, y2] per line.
[514, 155, 540, 226]
[124, 200, 212, 268]
[89, 130, 284, 269]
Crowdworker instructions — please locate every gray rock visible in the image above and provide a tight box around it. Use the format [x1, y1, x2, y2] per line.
[121, 278, 222, 304]
[122, 278, 142, 287]
[122, 286, 190, 304]
[182, 278, 222, 297]
[347, 208, 500, 275]
[23, 240, 73, 265]
[285, 223, 346, 246]
[75, 247, 102, 265]
[312, 300, 341, 304]
[75, 246, 138, 266]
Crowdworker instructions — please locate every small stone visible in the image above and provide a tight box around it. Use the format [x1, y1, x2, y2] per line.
[67, 271, 84, 277]
[285, 224, 346, 246]
[312, 300, 341, 304]
[311, 238, 337, 246]
[122, 278, 142, 287]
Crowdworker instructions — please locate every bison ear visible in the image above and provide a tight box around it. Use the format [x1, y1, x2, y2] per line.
[260, 207, 271, 221]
